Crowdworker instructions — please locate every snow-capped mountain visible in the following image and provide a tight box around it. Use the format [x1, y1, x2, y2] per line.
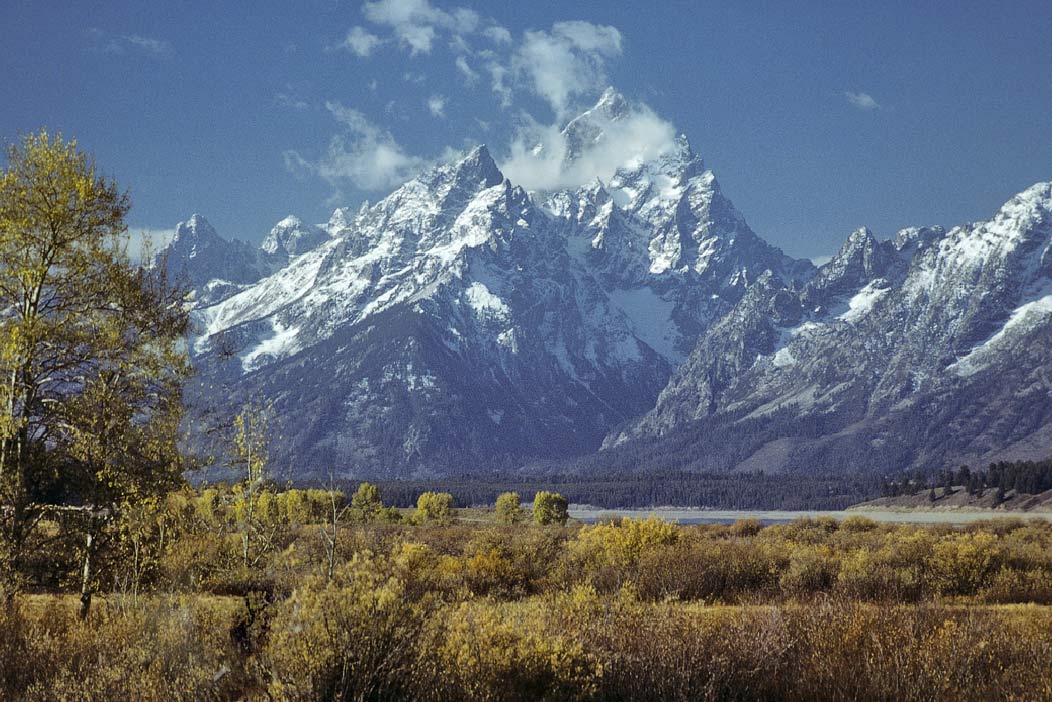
[157, 214, 331, 307]
[163, 88, 1052, 479]
[260, 216, 331, 265]
[167, 91, 812, 477]
[605, 183, 1052, 475]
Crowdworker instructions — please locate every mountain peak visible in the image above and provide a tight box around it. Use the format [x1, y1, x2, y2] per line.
[560, 89, 634, 164]
[410, 144, 504, 206]
[176, 214, 219, 242]
[593, 87, 629, 118]
[810, 225, 896, 294]
[993, 182, 1052, 225]
[261, 215, 330, 258]
[456, 144, 502, 184]
[180, 214, 215, 235]
[1014, 181, 1052, 205]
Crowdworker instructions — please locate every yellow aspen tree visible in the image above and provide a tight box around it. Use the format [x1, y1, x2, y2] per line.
[0, 130, 190, 614]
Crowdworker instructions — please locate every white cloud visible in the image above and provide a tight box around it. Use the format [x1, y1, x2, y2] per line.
[844, 91, 879, 110]
[450, 7, 480, 34]
[512, 21, 622, 117]
[397, 23, 437, 54]
[125, 227, 176, 263]
[811, 255, 832, 266]
[427, 95, 447, 117]
[87, 28, 171, 56]
[363, 0, 461, 54]
[486, 59, 512, 108]
[124, 34, 171, 54]
[483, 25, 512, 44]
[275, 93, 309, 111]
[290, 102, 426, 192]
[283, 150, 313, 180]
[455, 55, 478, 84]
[353, 4, 624, 122]
[449, 34, 472, 54]
[500, 97, 678, 192]
[340, 26, 384, 57]
[360, 0, 495, 57]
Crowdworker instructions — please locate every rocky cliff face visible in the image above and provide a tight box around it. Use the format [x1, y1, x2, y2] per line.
[605, 184, 1052, 475]
[161, 89, 1052, 479]
[163, 91, 810, 477]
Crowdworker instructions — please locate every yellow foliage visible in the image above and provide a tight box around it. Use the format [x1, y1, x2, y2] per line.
[574, 516, 679, 570]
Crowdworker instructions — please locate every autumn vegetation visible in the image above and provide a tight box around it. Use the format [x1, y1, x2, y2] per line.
[3, 490, 1052, 701]
[2, 486, 1052, 698]
[3, 131, 1052, 701]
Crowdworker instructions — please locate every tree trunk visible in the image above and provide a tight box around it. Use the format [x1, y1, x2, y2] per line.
[79, 532, 94, 620]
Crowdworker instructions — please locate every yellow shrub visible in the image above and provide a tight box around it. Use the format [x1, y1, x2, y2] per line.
[432, 601, 600, 701]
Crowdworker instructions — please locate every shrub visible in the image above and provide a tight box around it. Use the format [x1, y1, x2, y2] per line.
[429, 601, 600, 702]
[779, 546, 839, 597]
[351, 482, 383, 522]
[495, 492, 525, 525]
[262, 554, 431, 702]
[415, 492, 455, 525]
[533, 492, 569, 526]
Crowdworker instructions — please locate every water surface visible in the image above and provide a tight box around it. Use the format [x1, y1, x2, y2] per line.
[568, 507, 1051, 526]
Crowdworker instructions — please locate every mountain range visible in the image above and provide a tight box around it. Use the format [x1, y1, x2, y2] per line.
[158, 89, 1052, 479]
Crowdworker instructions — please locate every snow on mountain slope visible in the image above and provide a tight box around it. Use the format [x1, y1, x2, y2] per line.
[160, 92, 1052, 479]
[261, 216, 331, 263]
[166, 91, 814, 476]
[604, 183, 1052, 476]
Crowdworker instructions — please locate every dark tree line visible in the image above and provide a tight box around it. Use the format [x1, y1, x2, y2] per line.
[323, 471, 882, 510]
[882, 458, 1052, 503]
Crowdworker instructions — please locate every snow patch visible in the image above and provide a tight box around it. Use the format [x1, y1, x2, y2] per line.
[464, 281, 510, 318]
[838, 282, 889, 322]
[767, 321, 826, 367]
[772, 347, 796, 367]
[242, 320, 301, 372]
[951, 280, 1052, 376]
[607, 286, 681, 362]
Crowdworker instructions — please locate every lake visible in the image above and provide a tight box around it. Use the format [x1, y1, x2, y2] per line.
[567, 507, 1052, 525]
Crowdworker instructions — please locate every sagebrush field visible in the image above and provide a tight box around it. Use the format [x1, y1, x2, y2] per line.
[3, 484, 1052, 701]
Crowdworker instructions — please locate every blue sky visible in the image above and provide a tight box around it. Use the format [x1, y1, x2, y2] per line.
[2, 0, 1050, 262]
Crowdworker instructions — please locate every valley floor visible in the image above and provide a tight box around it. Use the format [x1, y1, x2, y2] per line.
[7, 491, 1052, 701]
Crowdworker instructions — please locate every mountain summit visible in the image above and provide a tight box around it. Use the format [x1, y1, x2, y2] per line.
[166, 91, 810, 476]
[160, 91, 1052, 479]
[604, 183, 1052, 475]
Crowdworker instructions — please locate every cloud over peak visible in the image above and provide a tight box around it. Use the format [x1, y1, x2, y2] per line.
[302, 3, 668, 201]
[501, 92, 679, 192]
[513, 21, 623, 118]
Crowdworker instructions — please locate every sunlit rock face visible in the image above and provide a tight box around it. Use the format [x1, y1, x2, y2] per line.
[161, 91, 811, 477]
[607, 183, 1052, 476]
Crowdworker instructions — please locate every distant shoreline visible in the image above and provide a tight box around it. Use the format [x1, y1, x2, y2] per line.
[566, 506, 1051, 525]
[848, 504, 1052, 515]
[850, 487, 1052, 514]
